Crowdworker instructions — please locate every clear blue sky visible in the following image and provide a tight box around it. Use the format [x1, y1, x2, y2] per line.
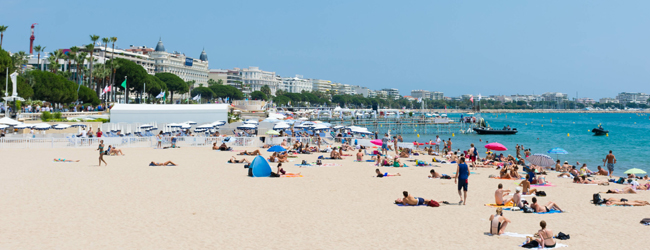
[3, 0, 650, 99]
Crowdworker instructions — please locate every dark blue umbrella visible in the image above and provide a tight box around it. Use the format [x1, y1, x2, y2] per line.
[267, 145, 287, 152]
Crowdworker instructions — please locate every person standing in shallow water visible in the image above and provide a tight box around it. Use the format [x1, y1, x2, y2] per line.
[604, 150, 616, 177]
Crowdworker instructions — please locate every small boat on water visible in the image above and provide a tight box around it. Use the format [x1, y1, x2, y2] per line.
[592, 126, 608, 136]
[473, 127, 518, 135]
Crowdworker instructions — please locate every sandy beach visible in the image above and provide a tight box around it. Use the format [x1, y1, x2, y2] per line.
[1, 145, 648, 249]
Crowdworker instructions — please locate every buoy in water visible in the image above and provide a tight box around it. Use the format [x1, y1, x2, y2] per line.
[452, 133, 455, 137]
[525, 123, 527, 125]
[567, 133, 570, 137]
[606, 133, 609, 137]
[417, 134, 420, 138]
[588, 130, 590, 132]
[542, 125, 544, 127]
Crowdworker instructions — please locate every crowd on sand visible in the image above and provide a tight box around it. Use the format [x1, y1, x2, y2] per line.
[59, 130, 649, 249]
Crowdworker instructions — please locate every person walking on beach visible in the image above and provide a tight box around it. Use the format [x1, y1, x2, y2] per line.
[447, 138, 452, 151]
[468, 143, 478, 169]
[393, 136, 398, 152]
[603, 150, 616, 177]
[454, 157, 470, 205]
[97, 140, 107, 166]
[381, 133, 390, 155]
[435, 135, 441, 153]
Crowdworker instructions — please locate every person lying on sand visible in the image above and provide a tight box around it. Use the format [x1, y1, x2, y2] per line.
[606, 187, 638, 194]
[356, 149, 364, 161]
[376, 168, 400, 177]
[217, 143, 231, 151]
[530, 197, 563, 213]
[489, 207, 511, 235]
[594, 166, 608, 176]
[54, 158, 80, 162]
[573, 176, 609, 185]
[228, 156, 250, 164]
[604, 198, 650, 206]
[239, 149, 261, 156]
[428, 169, 443, 178]
[524, 220, 556, 249]
[394, 191, 430, 206]
[494, 183, 512, 206]
[150, 161, 176, 166]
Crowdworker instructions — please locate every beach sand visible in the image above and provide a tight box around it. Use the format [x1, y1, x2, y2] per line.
[0, 146, 648, 249]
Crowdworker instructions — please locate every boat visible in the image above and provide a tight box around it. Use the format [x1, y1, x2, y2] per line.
[473, 127, 518, 135]
[592, 127, 608, 136]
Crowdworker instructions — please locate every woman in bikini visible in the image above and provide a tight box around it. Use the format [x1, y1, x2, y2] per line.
[356, 149, 364, 161]
[489, 207, 510, 235]
[228, 156, 250, 164]
[604, 198, 650, 206]
[606, 186, 637, 194]
[573, 176, 609, 185]
[525, 220, 556, 248]
[97, 140, 107, 166]
[375, 168, 400, 177]
[150, 161, 177, 166]
[275, 163, 300, 176]
[269, 152, 278, 163]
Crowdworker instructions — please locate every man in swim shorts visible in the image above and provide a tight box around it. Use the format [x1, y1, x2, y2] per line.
[395, 191, 430, 205]
[604, 150, 616, 177]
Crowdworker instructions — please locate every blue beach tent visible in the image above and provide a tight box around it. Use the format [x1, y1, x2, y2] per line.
[248, 155, 273, 177]
[267, 145, 287, 152]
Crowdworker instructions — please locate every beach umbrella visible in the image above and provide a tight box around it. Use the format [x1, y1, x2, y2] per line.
[526, 154, 555, 167]
[266, 130, 280, 135]
[53, 124, 71, 130]
[273, 122, 290, 130]
[267, 145, 287, 152]
[624, 168, 647, 175]
[197, 124, 215, 129]
[0, 124, 9, 129]
[0, 117, 22, 126]
[140, 124, 153, 128]
[244, 120, 259, 124]
[33, 123, 52, 130]
[547, 147, 568, 161]
[301, 121, 315, 126]
[485, 142, 507, 151]
[168, 123, 182, 128]
[14, 124, 32, 129]
[298, 117, 308, 121]
[180, 124, 192, 129]
[185, 121, 197, 125]
[237, 124, 257, 130]
[262, 118, 279, 123]
[71, 123, 87, 128]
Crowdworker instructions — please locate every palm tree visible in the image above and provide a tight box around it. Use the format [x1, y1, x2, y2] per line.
[109, 36, 117, 102]
[12, 51, 28, 74]
[0, 25, 7, 49]
[88, 34, 100, 95]
[101, 37, 110, 94]
[76, 52, 88, 85]
[33, 45, 42, 66]
[47, 51, 60, 73]
[69, 46, 80, 82]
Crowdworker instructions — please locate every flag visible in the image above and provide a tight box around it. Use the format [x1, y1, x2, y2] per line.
[192, 94, 201, 101]
[478, 94, 482, 101]
[121, 79, 127, 88]
[155, 91, 165, 99]
[470, 96, 474, 103]
[417, 97, 422, 103]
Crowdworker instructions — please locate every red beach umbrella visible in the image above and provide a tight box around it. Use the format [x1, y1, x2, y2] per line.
[484, 142, 507, 151]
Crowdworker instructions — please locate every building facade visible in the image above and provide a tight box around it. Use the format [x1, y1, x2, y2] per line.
[353, 86, 370, 97]
[542, 92, 568, 102]
[410, 90, 431, 99]
[240, 66, 281, 95]
[281, 75, 312, 93]
[599, 98, 619, 104]
[431, 91, 444, 100]
[616, 92, 649, 104]
[381, 88, 400, 100]
[149, 38, 209, 89]
[311, 79, 332, 93]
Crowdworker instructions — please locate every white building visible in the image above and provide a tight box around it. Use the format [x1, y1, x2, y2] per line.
[542, 92, 568, 102]
[616, 92, 649, 104]
[431, 91, 444, 100]
[599, 98, 619, 104]
[240, 66, 281, 95]
[353, 86, 370, 97]
[331, 83, 354, 95]
[381, 88, 400, 99]
[576, 98, 596, 105]
[281, 75, 312, 93]
[311, 79, 332, 93]
[149, 38, 209, 89]
[411, 90, 431, 99]
[27, 45, 156, 75]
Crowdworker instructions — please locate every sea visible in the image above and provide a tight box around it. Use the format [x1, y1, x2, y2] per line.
[400, 112, 650, 176]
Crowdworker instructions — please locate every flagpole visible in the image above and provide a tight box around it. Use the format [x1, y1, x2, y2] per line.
[124, 76, 127, 104]
[143, 82, 145, 104]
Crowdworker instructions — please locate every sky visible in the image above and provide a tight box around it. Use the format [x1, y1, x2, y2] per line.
[3, 0, 650, 99]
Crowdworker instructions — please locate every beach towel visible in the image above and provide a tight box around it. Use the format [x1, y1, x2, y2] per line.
[492, 176, 522, 180]
[535, 209, 563, 214]
[515, 182, 555, 187]
[280, 174, 303, 178]
[485, 202, 514, 208]
[454, 172, 479, 175]
[489, 232, 568, 249]
[395, 203, 427, 207]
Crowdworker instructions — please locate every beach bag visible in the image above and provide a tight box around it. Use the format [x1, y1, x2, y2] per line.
[301, 160, 308, 165]
[316, 160, 322, 165]
[556, 232, 570, 240]
[270, 172, 280, 178]
[535, 191, 547, 197]
[427, 200, 440, 207]
[521, 240, 539, 248]
[318, 155, 324, 159]
[522, 206, 534, 213]
[616, 177, 625, 184]
[592, 193, 605, 205]
[244, 163, 250, 169]
[640, 218, 650, 225]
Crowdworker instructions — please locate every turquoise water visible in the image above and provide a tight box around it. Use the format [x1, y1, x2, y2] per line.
[401, 113, 650, 176]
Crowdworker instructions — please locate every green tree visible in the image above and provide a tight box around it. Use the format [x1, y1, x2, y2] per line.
[78, 85, 100, 105]
[11, 51, 28, 74]
[273, 95, 291, 106]
[0, 25, 7, 49]
[250, 90, 267, 100]
[110, 58, 149, 103]
[191, 86, 215, 102]
[46, 51, 61, 73]
[207, 78, 219, 86]
[145, 74, 166, 101]
[208, 84, 244, 100]
[155, 72, 187, 103]
[33, 45, 44, 66]
[0, 49, 14, 96]
[88, 34, 100, 95]
[5, 75, 34, 99]
[31, 70, 78, 103]
[260, 85, 271, 97]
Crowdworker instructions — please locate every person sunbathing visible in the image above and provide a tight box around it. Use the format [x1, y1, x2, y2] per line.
[509, 166, 521, 179]
[239, 149, 261, 156]
[277, 152, 288, 163]
[150, 161, 176, 166]
[524, 220, 556, 248]
[494, 183, 511, 206]
[392, 157, 406, 167]
[356, 149, 364, 161]
[275, 163, 300, 176]
[399, 149, 410, 158]
[376, 168, 400, 177]
[330, 149, 342, 159]
[489, 207, 511, 235]
[428, 169, 442, 178]
[573, 176, 609, 185]
[269, 152, 278, 163]
[54, 158, 80, 162]
[394, 191, 430, 206]
[110, 146, 125, 156]
[520, 175, 538, 195]
[579, 164, 594, 176]
[212, 142, 219, 150]
[280, 139, 289, 149]
[530, 197, 563, 213]
[604, 198, 650, 206]
[606, 187, 637, 194]
[228, 156, 250, 164]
